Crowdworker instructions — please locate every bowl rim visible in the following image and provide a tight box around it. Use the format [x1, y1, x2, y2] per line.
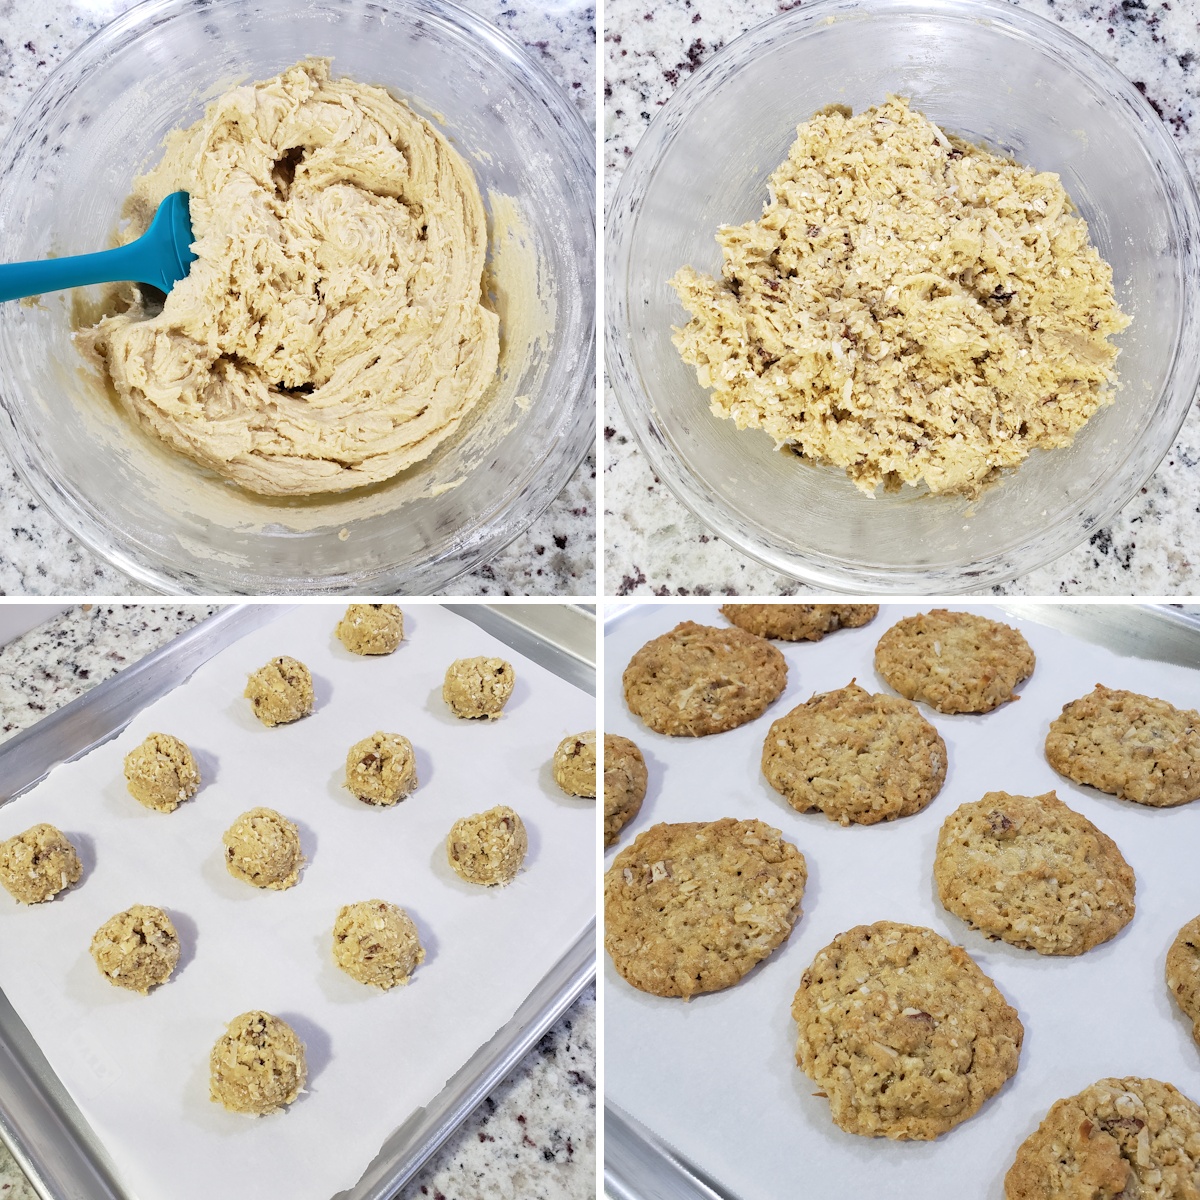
[604, 0, 1200, 595]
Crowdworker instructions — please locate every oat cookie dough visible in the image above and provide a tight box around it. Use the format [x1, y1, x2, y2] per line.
[345, 732, 417, 806]
[90, 905, 180, 993]
[1005, 1077, 1200, 1199]
[223, 807, 304, 890]
[336, 604, 404, 656]
[553, 731, 597, 798]
[671, 97, 1130, 499]
[77, 58, 499, 497]
[875, 609, 1035, 714]
[244, 656, 314, 727]
[333, 899, 425, 989]
[209, 1011, 307, 1115]
[0, 824, 82, 904]
[123, 732, 200, 812]
[446, 805, 527, 886]
[1046, 684, 1200, 808]
[762, 682, 946, 826]
[443, 657, 515, 719]
[623, 621, 788, 737]
[1167, 916, 1200, 1051]
[792, 921, 1023, 1139]
[605, 818, 807, 999]
[934, 790, 1135, 956]
[604, 733, 648, 848]
[721, 604, 879, 641]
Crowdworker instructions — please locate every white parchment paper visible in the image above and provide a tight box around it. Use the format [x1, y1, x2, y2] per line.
[0, 603, 595, 1200]
[604, 603, 1200, 1200]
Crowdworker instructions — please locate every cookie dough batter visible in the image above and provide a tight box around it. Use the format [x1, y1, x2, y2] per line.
[344, 732, 417, 806]
[336, 604, 404, 655]
[245, 656, 314, 727]
[77, 58, 500, 496]
[209, 1011, 307, 1115]
[332, 899, 425, 989]
[553, 731, 597, 798]
[123, 732, 200, 812]
[446, 805, 527, 885]
[0, 824, 82, 904]
[443, 657, 515, 719]
[223, 807, 304, 890]
[672, 97, 1130, 498]
[90, 904, 180, 993]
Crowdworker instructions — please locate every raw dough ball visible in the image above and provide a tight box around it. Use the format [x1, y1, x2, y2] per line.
[123, 732, 200, 812]
[553, 732, 597, 798]
[336, 604, 404, 656]
[223, 807, 304, 890]
[443, 657, 515, 719]
[244, 656, 314, 727]
[209, 1011, 307, 1115]
[344, 733, 417, 806]
[0, 824, 82, 904]
[90, 905, 180, 993]
[332, 899, 425, 989]
[446, 806, 527, 886]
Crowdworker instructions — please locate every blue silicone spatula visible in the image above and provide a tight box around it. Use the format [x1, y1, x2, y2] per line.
[0, 190, 196, 303]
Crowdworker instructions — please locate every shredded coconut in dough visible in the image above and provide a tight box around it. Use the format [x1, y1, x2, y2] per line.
[671, 97, 1130, 498]
[77, 58, 499, 496]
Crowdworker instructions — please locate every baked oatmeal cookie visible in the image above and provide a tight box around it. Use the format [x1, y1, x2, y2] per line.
[90, 905, 180, 993]
[553, 731, 597, 798]
[1167, 916, 1200, 1051]
[443, 657, 515, 719]
[721, 604, 879, 641]
[244, 656, 314, 727]
[222, 807, 304, 890]
[0, 824, 82, 904]
[333, 900, 425, 989]
[604, 734, 648, 848]
[446, 806, 527, 886]
[344, 732, 418, 806]
[123, 733, 200, 812]
[209, 1011, 307, 1115]
[335, 604, 404, 655]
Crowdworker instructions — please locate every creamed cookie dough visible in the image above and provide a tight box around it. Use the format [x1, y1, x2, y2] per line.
[0, 824, 82, 904]
[335, 604, 404, 656]
[90, 905, 180, 993]
[672, 97, 1130, 498]
[446, 805, 527, 886]
[123, 732, 200, 812]
[209, 1011, 307, 1115]
[333, 899, 425, 989]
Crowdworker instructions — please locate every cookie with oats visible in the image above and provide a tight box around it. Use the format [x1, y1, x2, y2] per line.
[1004, 1077, 1200, 1199]
[1045, 684, 1200, 807]
[792, 921, 1023, 1140]
[875, 610, 1034, 714]
[1167, 916, 1200, 1051]
[604, 818, 806, 998]
[721, 604, 879, 641]
[762, 682, 946, 826]
[623, 622, 788, 737]
[553, 731, 597, 798]
[604, 734, 647, 847]
[934, 790, 1135, 956]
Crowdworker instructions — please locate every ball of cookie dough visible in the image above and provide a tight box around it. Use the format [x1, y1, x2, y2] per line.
[333, 899, 425, 989]
[345, 733, 418, 806]
[335, 604, 404, 656]
[446, 806, 527, 885]
[443, 657, 515, 719]
[123, 733, 200, 813]
[0, 824, 82, 904]
[209, 1011, 307, 1115]
[244, 656, 314, 727]
[90, 905, 180, 993]
[604, 734, 647, 848]
[553, 732, 597, 798]
[223, 808, 304, 890]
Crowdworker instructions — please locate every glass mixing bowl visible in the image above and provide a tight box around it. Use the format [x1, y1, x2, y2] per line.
[606, 0, 1200, 593]
[0, 0, 594, 594]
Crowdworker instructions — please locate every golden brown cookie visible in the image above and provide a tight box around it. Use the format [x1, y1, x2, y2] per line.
[446, 806, 527, 885]
[604, 819, 806, 998]
[222, 807, 304, 890]
[1004, 1077, 1200, 1199]
[721, 604, 879, 641]
[123, 733, 200, 812]
[335, 604, 404, 655]
[333, 900, 425, 989]
[623, 621, 788, 737]
[90, 905, 180, 993]
[443, 657, 515, 719]
[792, 921, 1023, 1139]
[875, 609, 1035, 714]
[1045, 684, 1200, 807]
[1167, 916, 1200, 1051]
[209, 1011, 307, 1115]
[604, 734, 648, 847]
[0, 824, 82, 904]
[244, 656, 314, 727]
[344, 732, 417, 806]
[553, 732, 597, 798]
[934, 790, 1135, 955]
[762, 682, 946, 826]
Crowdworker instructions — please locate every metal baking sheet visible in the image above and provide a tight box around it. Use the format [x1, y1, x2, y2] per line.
[0, 601, 596, 1200]
[603, 602, 1200, 1200]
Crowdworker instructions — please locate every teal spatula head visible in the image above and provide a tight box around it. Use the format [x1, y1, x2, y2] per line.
[0, 190, 197, 303]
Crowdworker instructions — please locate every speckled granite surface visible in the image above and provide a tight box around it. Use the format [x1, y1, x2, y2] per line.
[0, 604, 595, 1200]
[604, 0, 1200, 596]
[0, 0, 595, 598]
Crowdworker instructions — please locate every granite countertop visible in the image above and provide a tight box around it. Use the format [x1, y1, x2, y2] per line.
[604, 0, 1200, 596]
[0, 1, 595, 598]
[0, 605, 595, 1200]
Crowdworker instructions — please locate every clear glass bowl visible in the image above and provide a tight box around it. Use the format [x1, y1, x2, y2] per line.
[0, 0, 594, 594]
[606, 0, 1200, 594]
